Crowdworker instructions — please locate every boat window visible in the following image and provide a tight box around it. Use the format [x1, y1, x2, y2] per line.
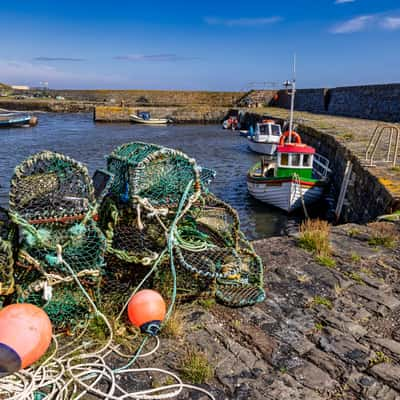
[259, 125, 268, 134]
[291, 154, 301, 166]
[303, 154, 312, 167]
[280, 153, 289, 166]
[271, 125, 281, 136]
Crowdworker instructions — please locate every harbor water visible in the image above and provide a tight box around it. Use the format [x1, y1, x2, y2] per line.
[0, 112, 296, 239]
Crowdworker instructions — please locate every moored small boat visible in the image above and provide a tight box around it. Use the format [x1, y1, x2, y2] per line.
[247, 120, 282, 155]
[247, 131, 330, 212]
[222, 116, 239, 130]
[130, 112, 171, 125]
[247, 60, 331, 212]
[0, 114, 38, 128]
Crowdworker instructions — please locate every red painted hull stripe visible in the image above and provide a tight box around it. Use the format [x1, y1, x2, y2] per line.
[247, 177, 323, 187]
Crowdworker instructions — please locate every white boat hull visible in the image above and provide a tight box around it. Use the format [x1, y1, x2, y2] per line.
[130, 115, 170, 124]
[248, 140, 277, 155]
[247, 179, 324, 212]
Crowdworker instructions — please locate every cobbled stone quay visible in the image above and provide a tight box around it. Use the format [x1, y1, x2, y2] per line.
[134, 222, 400, 400]
[125, 108, 400, 400]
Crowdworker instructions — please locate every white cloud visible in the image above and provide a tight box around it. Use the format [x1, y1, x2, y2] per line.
[204, 16, 282, 27]
[331, 15, 373, 33]
[331, 13, 400, 34]
[381, 17, 400, 30]
[335, 0, 355, 4]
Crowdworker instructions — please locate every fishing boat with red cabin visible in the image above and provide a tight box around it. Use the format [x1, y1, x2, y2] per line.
[247, 130, 330, 212]
[246, 60, 330, 212]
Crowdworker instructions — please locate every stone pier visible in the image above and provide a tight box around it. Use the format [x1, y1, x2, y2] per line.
[246, 107, 400, 223]
[125, 222, 400, 400]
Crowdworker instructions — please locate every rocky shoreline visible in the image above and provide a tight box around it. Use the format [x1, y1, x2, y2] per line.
[135, 221, 400, 399]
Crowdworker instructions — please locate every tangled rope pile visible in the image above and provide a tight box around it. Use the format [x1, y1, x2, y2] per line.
[0, 142, 265, 398]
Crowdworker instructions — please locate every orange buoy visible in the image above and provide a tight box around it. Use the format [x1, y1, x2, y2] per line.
[29, 116, 38, 126]
[0, 304, 52, 377]
[128, 289, 166, 336]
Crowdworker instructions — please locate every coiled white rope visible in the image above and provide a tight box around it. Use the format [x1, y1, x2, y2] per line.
[0, 252, 215, 399]
[0, 183, 216, 400]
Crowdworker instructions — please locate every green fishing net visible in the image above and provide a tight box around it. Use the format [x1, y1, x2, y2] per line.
[8, 151, 106, 330]
[106, 142, 200, 208]
[0, 141, 265, 332]
[0, 207, 16, 306]
[96, 142, 265, 307]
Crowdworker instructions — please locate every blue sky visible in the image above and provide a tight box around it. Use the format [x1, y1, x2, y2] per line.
[1, 0, 400, 90]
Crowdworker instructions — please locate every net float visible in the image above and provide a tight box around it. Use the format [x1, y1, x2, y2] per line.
[128, 289, 166, 336]
[0, 303, 52, 377]
[29, 116, 38, 127]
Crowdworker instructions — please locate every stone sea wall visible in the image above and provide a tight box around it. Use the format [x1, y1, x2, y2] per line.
[275, 88, 328, 114]
[94, 105, 230, 123]
[242, 108, 397, 223]
[0, 98, 94, 112]
[271, 84, 400, 122]
[17, 89, 243, 107]
[299, 125, 395, 223]
[5, 83, 400, 122]
[327, 84, 400, 121]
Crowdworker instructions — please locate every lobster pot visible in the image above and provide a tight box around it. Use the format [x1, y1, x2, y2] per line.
[100, 255, 155, 314]
[19, 281, 95, 332]
[192, 193, 240, 248]
[107, 142, 200, 208]
[99, 198, 166, 266]
[0, 239, 15, 301]
[153, 257, 216, 301]
[8, 151, 106, 331]
[9, 151, 95, 221]
[178, 195, 266, 307]
[0, 208, 17, 302]
[216, 234, 265, 307]
[17, 220, 105, 274]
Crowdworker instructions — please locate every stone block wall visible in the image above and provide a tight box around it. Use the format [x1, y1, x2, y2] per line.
[237, 90, 277, 107]
[299, 125, 396, 223]
[275, 88, 328, 113]
[94, 105, 230, 123]
[36, 89, 243, 107]
[327, 84, 400, 122]
[265, 84, 400, 122]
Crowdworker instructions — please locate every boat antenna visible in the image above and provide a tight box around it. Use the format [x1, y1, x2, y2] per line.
[288, 54, 296, 143]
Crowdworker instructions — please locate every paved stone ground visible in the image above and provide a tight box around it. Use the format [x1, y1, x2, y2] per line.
[131, 222, 400, 399]
[255, 107, 400, 201]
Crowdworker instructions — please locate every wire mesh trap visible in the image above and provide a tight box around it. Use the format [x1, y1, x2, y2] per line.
[8, 151, 106, 331]
[0, 142, 265, 399]
[94, 142, 265, 307]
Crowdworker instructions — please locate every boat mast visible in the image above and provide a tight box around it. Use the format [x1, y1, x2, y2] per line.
[288, 54, 296, 143]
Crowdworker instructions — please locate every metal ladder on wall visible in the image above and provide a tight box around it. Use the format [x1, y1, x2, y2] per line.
[365, 124, 400, 167]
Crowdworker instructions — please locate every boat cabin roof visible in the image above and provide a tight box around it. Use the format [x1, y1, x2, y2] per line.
[258, 120, 279, 126]
[277, 143, 315, 154]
